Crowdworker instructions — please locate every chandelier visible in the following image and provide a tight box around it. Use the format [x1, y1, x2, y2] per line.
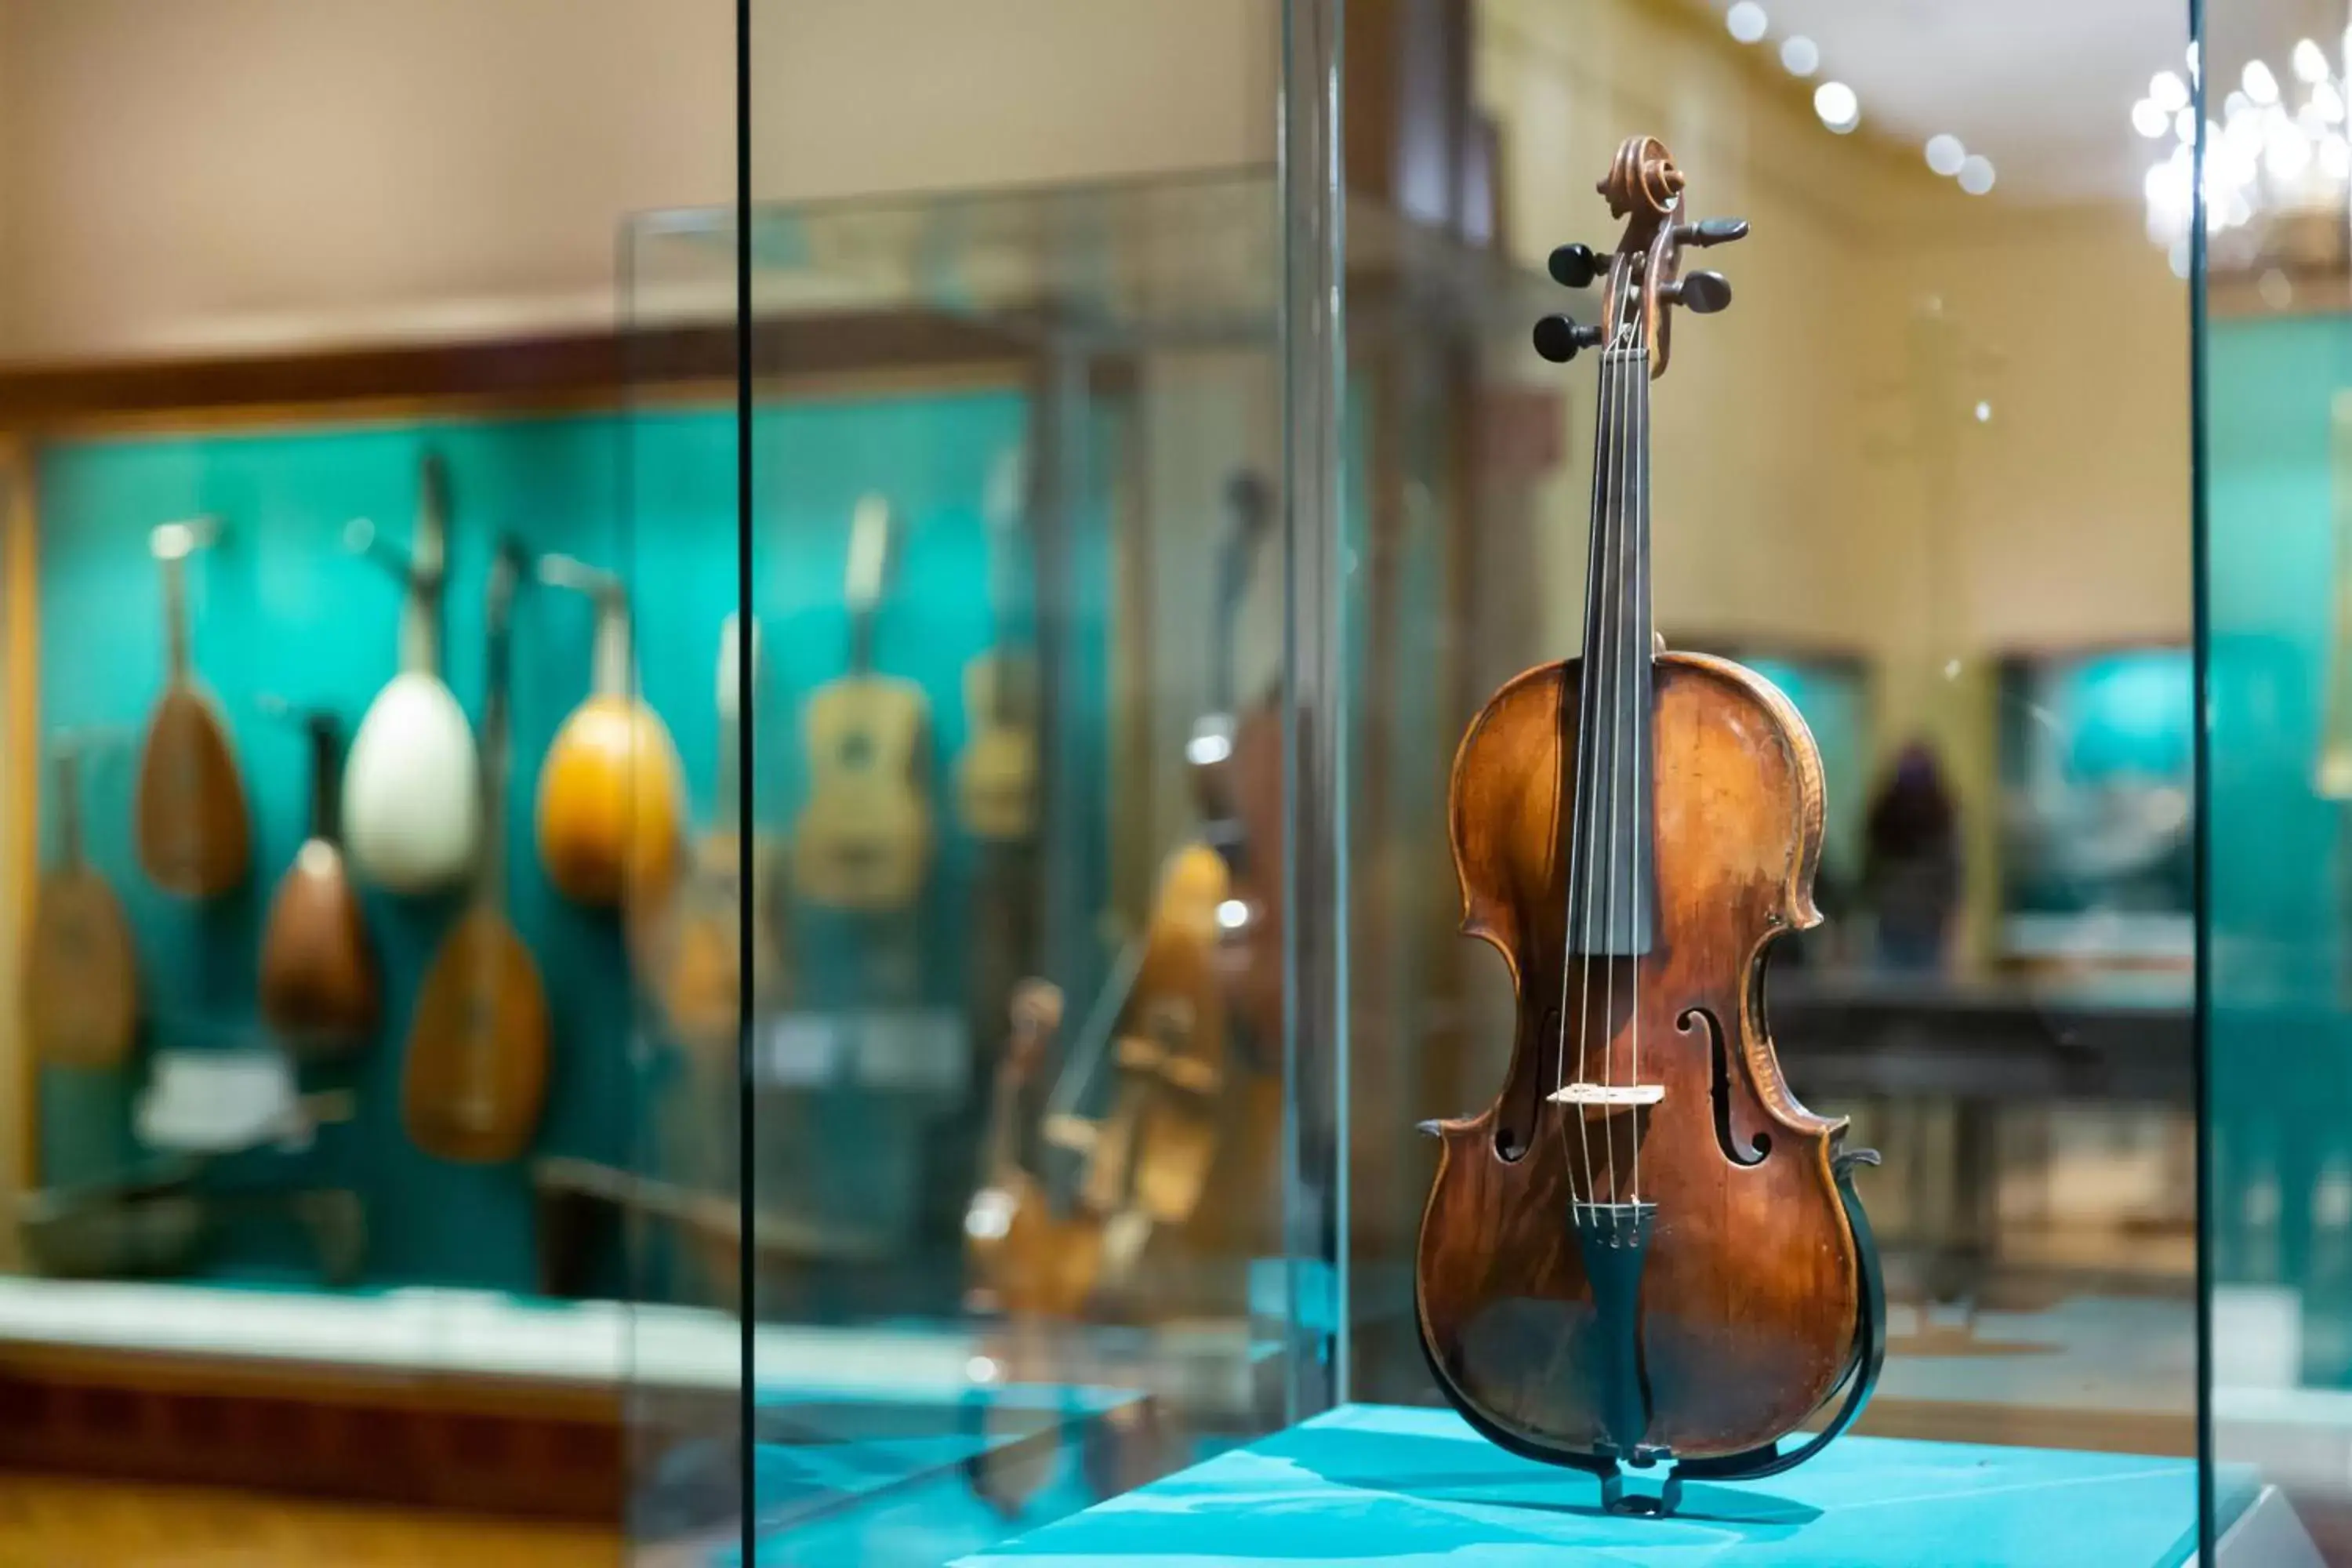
[2140, 39, 2351, 279]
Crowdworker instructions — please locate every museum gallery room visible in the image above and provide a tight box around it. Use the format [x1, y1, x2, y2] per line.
[0, 0, 2335, 1563]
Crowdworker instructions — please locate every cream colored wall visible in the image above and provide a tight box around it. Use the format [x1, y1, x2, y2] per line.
[1475, 0, 2190, 965]
[0, 0, 1276, 363]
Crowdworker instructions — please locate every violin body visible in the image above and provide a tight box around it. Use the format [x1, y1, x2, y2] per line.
[1421, 652, 1863, 1461]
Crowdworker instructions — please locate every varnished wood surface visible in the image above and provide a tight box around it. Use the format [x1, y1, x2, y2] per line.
[24, 866, 136, 1069]
[134, 692, 249, 901]
[0, 1475, 615, 1567]
[403, 909, 550, 1163]
[257, 848, 376, 1055]
[1418, 652, 1862, 1461]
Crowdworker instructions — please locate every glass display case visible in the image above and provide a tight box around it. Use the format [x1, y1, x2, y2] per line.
[0, 0, 2339, 1563]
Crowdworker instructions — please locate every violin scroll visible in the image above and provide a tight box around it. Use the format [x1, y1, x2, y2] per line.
[1534, 135, 1750, 379]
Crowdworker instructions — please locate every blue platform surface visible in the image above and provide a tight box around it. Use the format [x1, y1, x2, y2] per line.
[957, 1403, 2210, 1567]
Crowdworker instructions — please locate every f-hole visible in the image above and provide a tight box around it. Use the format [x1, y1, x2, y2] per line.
[1682, 1006, 1769, 1167]
[1494, 1004, 1563, 1163]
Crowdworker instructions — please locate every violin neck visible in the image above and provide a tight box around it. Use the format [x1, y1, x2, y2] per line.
[1566, 343, 1656, 958]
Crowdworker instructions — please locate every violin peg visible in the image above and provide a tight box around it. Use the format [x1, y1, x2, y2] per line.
[1677, 217, 1749, 247]
[1416, 1120, 1443, 1138]
[1548, 243, 1602, 289]
[1664, 271, 1732, 315]
[1533, 315, 1605, 364]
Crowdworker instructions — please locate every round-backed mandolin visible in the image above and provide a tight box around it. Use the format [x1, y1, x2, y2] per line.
[534, 554, 684, 909]
[259, 710, 378, 1056]
[1414, 137, 1883, 1519]
[343, 454, 481, 895]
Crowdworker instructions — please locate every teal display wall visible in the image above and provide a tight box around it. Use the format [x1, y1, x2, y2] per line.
[31, 384, 1087, 1294]
[2205, 312, 2352, 1385]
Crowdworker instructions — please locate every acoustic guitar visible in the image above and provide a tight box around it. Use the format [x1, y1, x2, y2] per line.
[630, 612, 789, 1052]
[956, 452, 1037, 844]
[134, 520, 250, 898]
[343, 454, 481, 895]
[258, 710, 378, 1057]
[405, 542, 550, 1163]
[535, 554, 686, 908]
[793, 495, 934, 912]
[25, 740, 138, 1069]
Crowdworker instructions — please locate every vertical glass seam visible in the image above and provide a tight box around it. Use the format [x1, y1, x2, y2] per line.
[2187, 0, 2214, 1556]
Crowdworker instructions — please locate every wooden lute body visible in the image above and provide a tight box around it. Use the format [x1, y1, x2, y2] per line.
[134, 521, 249, 898]
[259, 713, 378, 1056]
[405, 543, 549, 1163]
[25, 744, 137, 1069]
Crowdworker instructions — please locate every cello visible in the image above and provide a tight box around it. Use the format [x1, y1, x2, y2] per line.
[1414, 137, 1883, 1517]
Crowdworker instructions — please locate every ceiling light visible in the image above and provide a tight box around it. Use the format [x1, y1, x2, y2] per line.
[1974, 401, 1992, 423]
[2187, 41, 2201, 86]
[2296, 38, 2330, 83]
[2325, 132, 2352, 179]
[2316, 80, 2345, 123]
[2150, 71, 2190, 114]
[1957, 155, 1996, 196]
[2131, 100, 2169, 140]
[1926, 134, 1967, 175]
[2245, 59, 2281, 106]
[1813, 82, 1860, 134]
[1726, 2, 1768, 44]
[2176, 107, 2198, 143]
[1780, 36, 1819, 76]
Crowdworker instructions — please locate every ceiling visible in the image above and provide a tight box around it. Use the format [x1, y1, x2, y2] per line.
[1703, 0, 2335, 201]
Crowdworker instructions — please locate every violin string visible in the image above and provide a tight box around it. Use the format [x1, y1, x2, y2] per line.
[1629, 321, 1650, 1210]
[1559, 270, 1617, 1216]
[1600, 328, 1632, 1209]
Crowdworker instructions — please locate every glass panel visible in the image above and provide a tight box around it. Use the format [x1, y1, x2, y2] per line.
[737, 5, 1325, 1562]
[2201, 1, 2352, 1559]
[1356, 0, 2198, 1545]
[0, 8, 731, 1561]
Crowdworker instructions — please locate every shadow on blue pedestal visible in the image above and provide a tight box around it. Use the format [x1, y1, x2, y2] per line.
[960, 1403, 2214, 1567]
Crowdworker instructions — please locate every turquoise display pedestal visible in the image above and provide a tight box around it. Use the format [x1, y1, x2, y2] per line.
[958, 1403, 2212, 1566]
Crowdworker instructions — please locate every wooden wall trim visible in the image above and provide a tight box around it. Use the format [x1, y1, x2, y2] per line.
[0, 310, 1067, 429]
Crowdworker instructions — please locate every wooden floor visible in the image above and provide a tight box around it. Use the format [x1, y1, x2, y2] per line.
[0, 1474, 619, 1567]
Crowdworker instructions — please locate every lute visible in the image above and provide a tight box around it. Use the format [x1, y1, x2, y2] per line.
[631, 612, 789, 1052]
[405, 541, 550, 1163]
[134, 519, 249, 898]
[25, 739, 138, 1069]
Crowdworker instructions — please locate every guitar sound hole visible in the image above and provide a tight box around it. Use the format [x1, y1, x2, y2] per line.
[838, 733, 877, 768]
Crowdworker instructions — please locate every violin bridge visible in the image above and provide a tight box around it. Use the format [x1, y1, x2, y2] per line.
[1548, 1083, 1665, 1107]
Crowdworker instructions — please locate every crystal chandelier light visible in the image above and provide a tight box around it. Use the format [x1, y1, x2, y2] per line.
[2140, 39, 2352, 278]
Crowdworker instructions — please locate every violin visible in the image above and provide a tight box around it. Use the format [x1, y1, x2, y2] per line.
[963, 844, 1233, 1319]
[1414, 138, 1884, 1518]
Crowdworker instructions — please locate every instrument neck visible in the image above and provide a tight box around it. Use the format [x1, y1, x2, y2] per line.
[1570, 344, 1656, 957]
[162, 551, 192, 683]
[54, 751, 84, 869]
[481, 568, 517, 908]
[307, 720, 343, 846]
